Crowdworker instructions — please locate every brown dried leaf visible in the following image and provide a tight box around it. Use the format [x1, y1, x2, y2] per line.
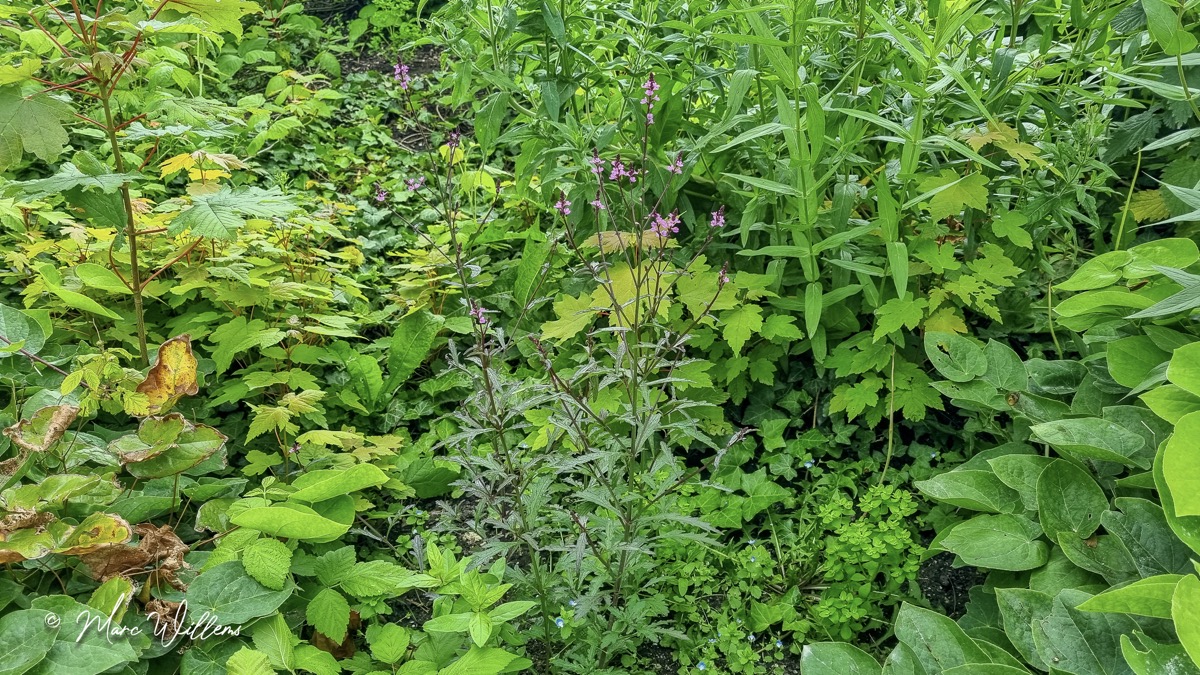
[145, 598, 184, 639]
[4, 405, 81, 454]
[80, 522, 189, 590]
[0, 509, 54, 534]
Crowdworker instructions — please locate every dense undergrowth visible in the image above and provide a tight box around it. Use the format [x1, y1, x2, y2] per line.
[1, 0, 1200, 673]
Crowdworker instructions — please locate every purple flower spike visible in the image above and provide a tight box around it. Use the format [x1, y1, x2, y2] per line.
[590, 151, 605, 176]
[555, 194, 572, 216]
[710, 206, 726, 229]
[650, 210, 681, 239]
[641, 73, 661, 125]
[394, 62, 412, 90]
[469, 304, 490, 325]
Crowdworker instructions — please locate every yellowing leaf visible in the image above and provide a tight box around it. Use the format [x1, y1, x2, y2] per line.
[962, 121, 1018, 151]
[540, 293, 595, 341]
[924, 307, 968, 334]
[1130, 190, 1170, 223]
[134, 335, 200, 416]
[919, 170, 989, 221]
[57, 512, 133, 556]
[156, 0, 262, 38]
[187, 168, 231, 181]
[0, 59, 42, 86]
[159, 153, 196, 178]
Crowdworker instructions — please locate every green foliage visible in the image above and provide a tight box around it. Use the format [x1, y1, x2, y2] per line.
[2, 0, 1200, 671]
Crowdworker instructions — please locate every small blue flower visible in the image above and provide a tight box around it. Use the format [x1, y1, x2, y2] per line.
[775, 639, 783, 648]
[708, 638, 716, 644]
[748, 539, 757, 545]
[568, 599, 578, 607]
[750, 556, 757, 563]
[736, 618, 742, 625]
[697, 663, 707, 671]
[555, 618, 565, 628]
[748, 633, 756, 643]
[804, 460, 814, 468]
[930, 451, 939, 459]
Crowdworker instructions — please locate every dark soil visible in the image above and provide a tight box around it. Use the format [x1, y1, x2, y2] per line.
[917, 552, 983, 619]
[341, 43, 443, 77]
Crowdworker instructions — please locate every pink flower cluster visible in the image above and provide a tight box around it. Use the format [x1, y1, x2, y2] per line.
[374, 183, 388, 202]
[668, 154, 684, 175]
[469, 304, 490, 325]
[641, 74, 660, 125]
[555, 195, 572, 216]
[608, 156, 638, 183]
[406, 176, 425, 191]
[394, 62, 412, 90]
[710, 206, 726, 228]
[650, 211, 681, 239]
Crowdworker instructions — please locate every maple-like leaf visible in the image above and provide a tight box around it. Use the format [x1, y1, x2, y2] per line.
[0, 86, 73, 171]
[169, 187, 297, 240]
[540, 293, 595, 342]
[873, 295, 928, 341]
[990, 210, 1032, 249]
[721, 304, 763, 354]
[918, 170, 989, 221]
[157, 0, 262, 38]
[924, 306, 968, 334]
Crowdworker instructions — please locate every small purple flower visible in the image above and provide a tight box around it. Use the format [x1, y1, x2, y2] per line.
[374, 183, 388, 202]
[555, 194, 572, 216]
[447, 132, 461, 149]
[668, 154, 684, 175]
[394, 62, 412, 90]
[590, 197, 606, 211]
[406, 176, 425, 191]
[718, 265, 730, 286]
[609, 157, 628, 182]
[710, 206, 726, 229]
[469, 304, 490, 325]
[641, 73, 661, 125]
[590, 151, 605, 176]
[650, 211, 681, 239]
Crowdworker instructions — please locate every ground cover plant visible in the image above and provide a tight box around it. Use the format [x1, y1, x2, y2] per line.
[1, 0, 1200, 673]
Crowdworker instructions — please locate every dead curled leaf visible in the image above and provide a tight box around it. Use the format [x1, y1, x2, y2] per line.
[144, 598, 184, 639]
[0, 509, 54, 534]
[1, 405, 82, 476]
[80, 523, 190, 590]
[134, 335, 199, 416]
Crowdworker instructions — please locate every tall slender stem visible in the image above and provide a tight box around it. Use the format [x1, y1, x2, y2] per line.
[100, 93, 148, 365]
